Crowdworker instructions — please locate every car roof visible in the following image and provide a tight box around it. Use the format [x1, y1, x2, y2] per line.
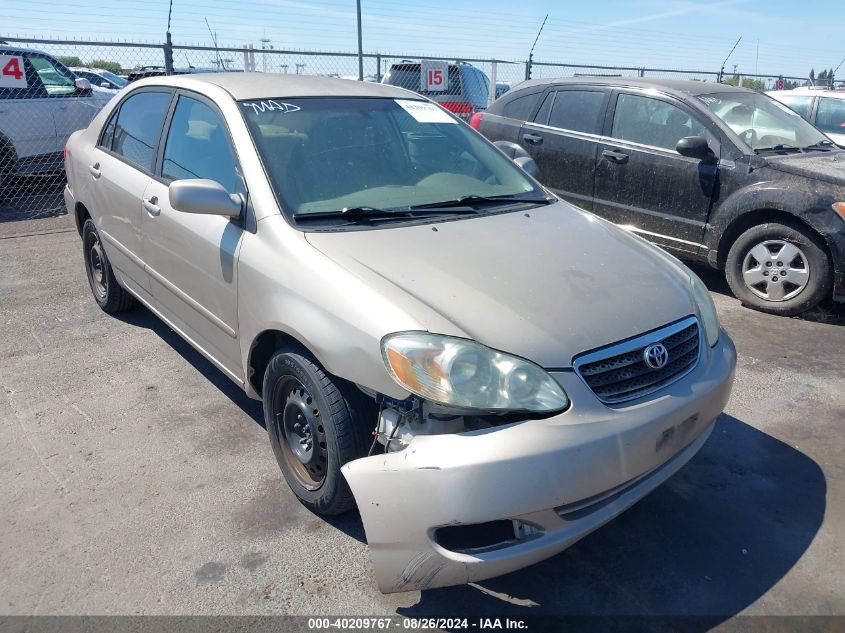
[132, 72, 416, 100]
[768, 88, 845, 99]
[510, 76, 751, 98]
[0, 43, 51, 57]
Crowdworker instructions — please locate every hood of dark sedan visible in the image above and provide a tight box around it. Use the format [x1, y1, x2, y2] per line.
[765, 150, 845, 187]
[304, 203, 697, 368]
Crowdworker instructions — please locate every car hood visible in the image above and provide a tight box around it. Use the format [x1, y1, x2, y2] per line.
[304, 203, 697, 368]
[765, 150, 845, 187]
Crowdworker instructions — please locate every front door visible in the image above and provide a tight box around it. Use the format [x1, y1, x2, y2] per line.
[592, 90, 719, 253]
[518, 87, 609, 209]
[142, 92, 245, 380]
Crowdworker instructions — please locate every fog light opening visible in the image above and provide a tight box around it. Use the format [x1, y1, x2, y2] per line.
[434, 520, 544, 554]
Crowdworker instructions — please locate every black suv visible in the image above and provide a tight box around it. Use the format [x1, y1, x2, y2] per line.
[474, 77, 845, 316]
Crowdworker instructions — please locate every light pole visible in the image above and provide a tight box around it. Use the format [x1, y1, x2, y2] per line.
[356, 0, 364, 81]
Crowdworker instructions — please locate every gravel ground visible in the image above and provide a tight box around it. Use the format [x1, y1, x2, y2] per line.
[1, 214, 843, 621]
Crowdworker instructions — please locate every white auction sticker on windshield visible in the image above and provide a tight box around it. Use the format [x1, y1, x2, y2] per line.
[395, 99, 457, 123]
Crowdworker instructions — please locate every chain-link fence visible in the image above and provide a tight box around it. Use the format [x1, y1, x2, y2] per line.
[0, 35, 835, 219]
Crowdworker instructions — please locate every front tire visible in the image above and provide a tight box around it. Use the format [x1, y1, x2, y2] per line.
[725, 220, 832, 316]
[263, 351, 372, 515]
[82, 219, 136, 313]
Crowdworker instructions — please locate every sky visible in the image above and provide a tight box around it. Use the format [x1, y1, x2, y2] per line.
[3, 0, 843, 80]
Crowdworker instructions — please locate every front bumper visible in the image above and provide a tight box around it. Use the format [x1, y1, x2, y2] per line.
[343, 333, 736, 593]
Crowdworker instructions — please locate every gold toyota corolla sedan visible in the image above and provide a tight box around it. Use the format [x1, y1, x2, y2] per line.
[64, 73, 736, 593]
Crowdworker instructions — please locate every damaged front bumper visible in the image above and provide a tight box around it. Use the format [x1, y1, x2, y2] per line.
[343, 334, 736, 593]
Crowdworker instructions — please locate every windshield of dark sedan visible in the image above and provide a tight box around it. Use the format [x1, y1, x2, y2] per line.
[699, 91, 829, 151]
[240, 97, 542, 219]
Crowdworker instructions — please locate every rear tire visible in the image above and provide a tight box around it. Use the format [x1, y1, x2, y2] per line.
[82, 219, 136, 313]
[263, 350, 373, 515]
[725, 220, 831, 316]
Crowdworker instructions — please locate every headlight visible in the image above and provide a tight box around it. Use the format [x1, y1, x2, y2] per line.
[689, 271, 720, 347]
[381, 332, 569, 413]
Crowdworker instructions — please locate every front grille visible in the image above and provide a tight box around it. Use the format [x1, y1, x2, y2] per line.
[574, 317, 701, 404]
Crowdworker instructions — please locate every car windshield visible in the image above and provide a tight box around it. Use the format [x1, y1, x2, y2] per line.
[240, 97, 543, 223]
[699, 91, 829, 152]
[98, 70, 127, 87]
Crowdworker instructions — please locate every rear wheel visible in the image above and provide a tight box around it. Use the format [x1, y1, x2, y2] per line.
[263, 351, 372, 515]
[82, 219, 136, 313]
[725, 221, 832, 316]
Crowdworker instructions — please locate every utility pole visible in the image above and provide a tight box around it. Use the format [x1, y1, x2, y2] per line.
[526, 14, 548, 80]
[260, 36, 271, 73]
[164, 0, 174, 75]
[356, 0, 364, 81]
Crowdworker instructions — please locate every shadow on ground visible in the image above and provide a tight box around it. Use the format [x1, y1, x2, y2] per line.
[398, 414, 825, 622]
[688, 261, 845, 326]
[0, 174, 67, 222]
[115, 307, 264, 427]
[114, 302, 826, 623]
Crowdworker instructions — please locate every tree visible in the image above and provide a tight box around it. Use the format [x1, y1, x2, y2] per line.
[58, 55, 83, 67]
[723, 74, 765, 91]
[87, 59, 122, 74]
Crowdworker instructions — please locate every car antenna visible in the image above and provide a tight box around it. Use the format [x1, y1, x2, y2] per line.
[831, 56, 844, 90]
[718, 36, 742, 84]
[525, 14, 548, 80]
[205, 17, 226, 71]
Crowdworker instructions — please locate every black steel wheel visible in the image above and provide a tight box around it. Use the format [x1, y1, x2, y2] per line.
[82, 219, 136, 313]
[263, 350, 373, 515]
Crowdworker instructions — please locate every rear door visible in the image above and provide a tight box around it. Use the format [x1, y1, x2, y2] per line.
[518, 86, 609, 209]
[592, 89, 719, 251]
[89, 88, 173, 294]
[141, 91, 245, 378]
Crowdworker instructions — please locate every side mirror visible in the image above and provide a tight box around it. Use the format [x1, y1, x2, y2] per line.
[514, 156, 539, 178]
[676, 136, 716, 162]
[168, 179, 242, 218]
[74, 77, 92, 93]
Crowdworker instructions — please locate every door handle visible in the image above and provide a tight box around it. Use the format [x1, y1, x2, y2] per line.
[602, 149, 629, 164]
[523, 133, 544, 145]
[88, 163, 101, 178]
[143, 196, 160, 216]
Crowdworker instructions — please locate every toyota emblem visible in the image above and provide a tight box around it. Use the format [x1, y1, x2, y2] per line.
[643, 343, 669, 370]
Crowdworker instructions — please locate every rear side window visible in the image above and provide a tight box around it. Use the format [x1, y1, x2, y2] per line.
[162, 95, 238, 192]
[815, 98, 845, 135]
[548, 90, 605, 134]
[110, 91, 171, 172]
[611, 93, 706, 150]
[776, 95, 813, 120]
[501, 92, 541, 121]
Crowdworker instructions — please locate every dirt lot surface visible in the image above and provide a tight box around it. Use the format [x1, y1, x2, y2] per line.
[1, 211, 843, 620]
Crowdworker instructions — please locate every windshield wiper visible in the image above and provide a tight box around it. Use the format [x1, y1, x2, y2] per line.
[292, 205, 479, 223]
[410, 194, 553, 210]
[754, 144, 802, 154]
[802, 140, 835, 152]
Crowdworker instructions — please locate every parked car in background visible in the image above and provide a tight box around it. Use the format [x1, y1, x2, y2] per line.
[495, 81, 512, 99]
[126, 65, 232, 81]
[71, 67, 128, 91]
[0, 45, 113, 198]
[767, 87, 845, 147]
[474, 77, 845, 316]
[63, 72, 735, 593]
[381, 60, 489, 119]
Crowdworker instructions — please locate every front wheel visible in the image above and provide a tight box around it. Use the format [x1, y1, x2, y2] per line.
[263, 351, 372, 515]
[725, 221, 832, 316]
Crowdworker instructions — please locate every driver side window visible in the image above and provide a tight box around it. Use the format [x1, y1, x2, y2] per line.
[162, 95, 238, 192]
[612, 93, 707, 150]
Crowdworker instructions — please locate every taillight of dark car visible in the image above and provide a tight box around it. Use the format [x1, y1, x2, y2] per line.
[469, 112, 484, 129]
[440, 101, 474, 116]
